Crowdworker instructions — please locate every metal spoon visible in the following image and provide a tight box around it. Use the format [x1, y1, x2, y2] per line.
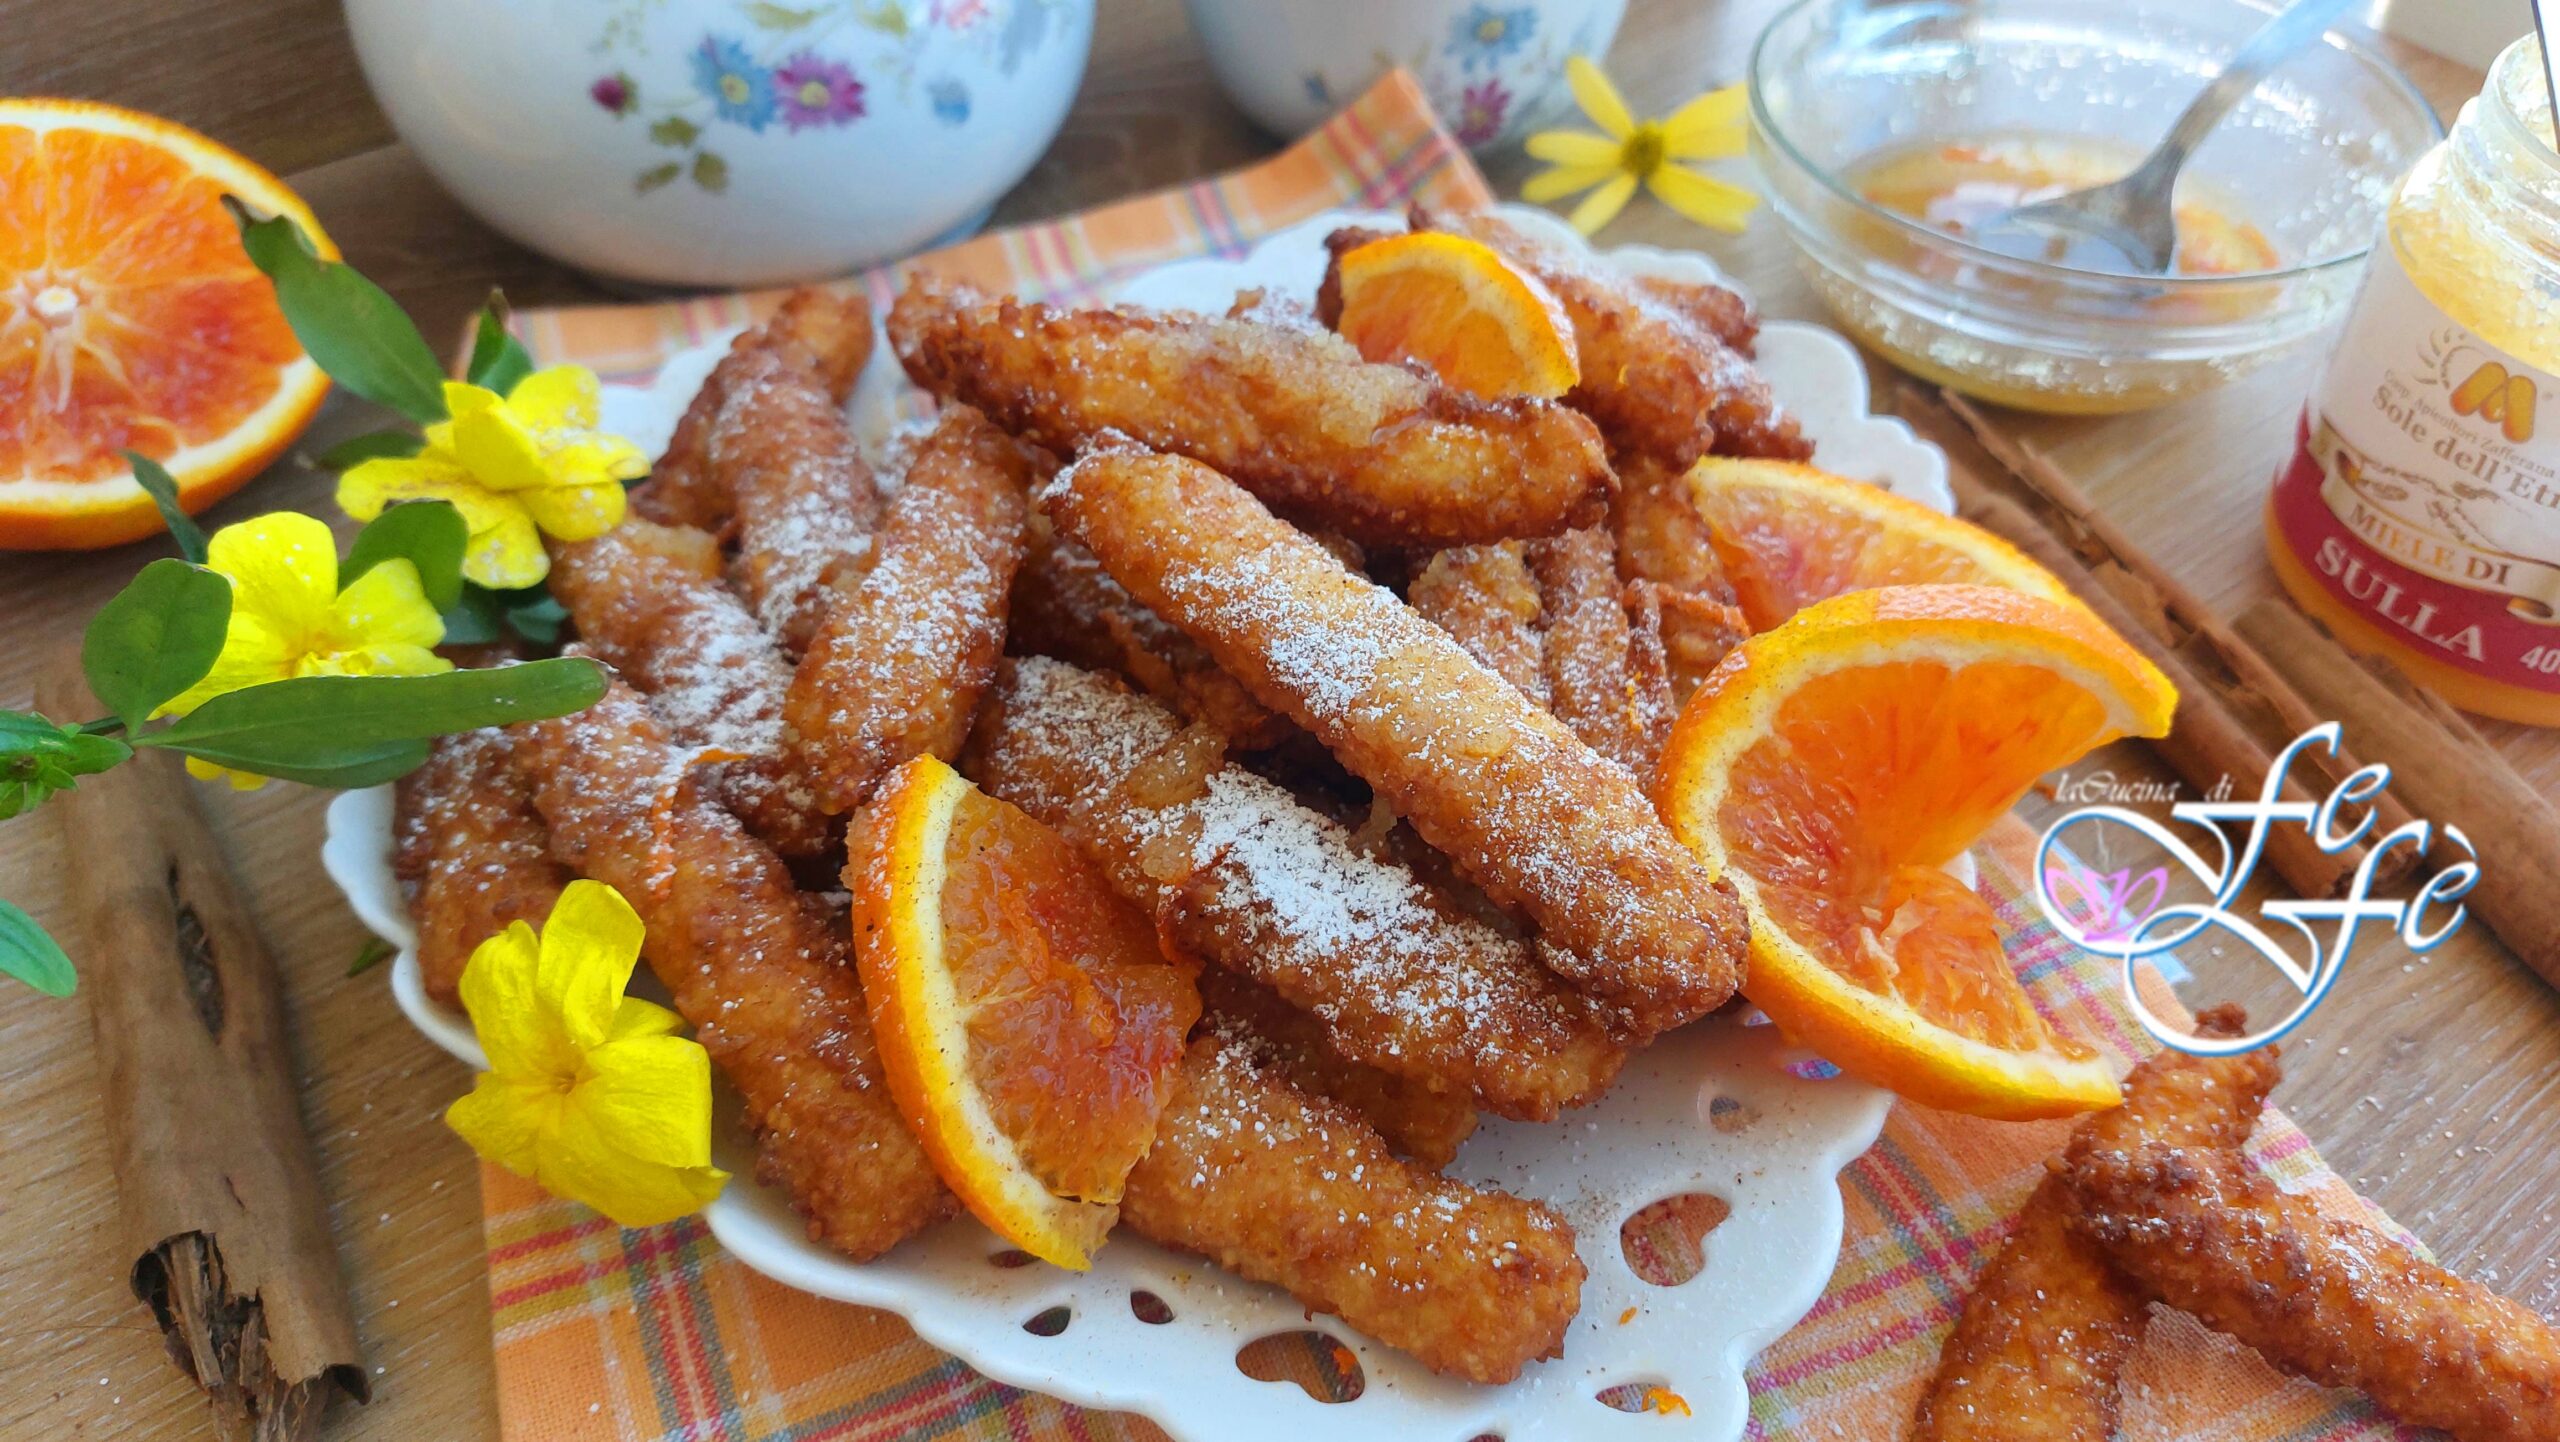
[1970, 0, 2366, 275]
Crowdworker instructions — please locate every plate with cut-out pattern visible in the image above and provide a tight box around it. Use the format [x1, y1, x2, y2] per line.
[327, 205, 1960, 1441]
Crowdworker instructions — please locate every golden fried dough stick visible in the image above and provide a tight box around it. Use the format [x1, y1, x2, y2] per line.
[2068, 1144, 2560, 1442]
[392, 727, 570, 1006]
[1527, 527, 1673, 779]
[641, 287, 874, 530]
[1044, 445, 1748, 1038]
[968, 656, 1626, 1119]
[1010, 518, 1292, 749]
[1424, 210, 1810, 466]
[784, 405, 1032, 815]
[718, 345, 886, 655]
[518, 677, 954, 1259]
[548, 519, 831, 857]
[1120, 1029, 1584, 1384]
[1610, 458, 1750, 703]
[1912, 1005, 2278, 1442]
[1198, 970, 1477, 1168]
[1407, 543, 1547, 705]
[888, 274, 1613, 550]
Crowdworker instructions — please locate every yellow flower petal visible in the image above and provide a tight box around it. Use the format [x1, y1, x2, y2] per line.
[1659, 84, 1748, 159]
[1647, 163, 1761, 234]
[541, 1099, 729, 1228]
[183, 755, 270, 790]
[506, 365, 603, 431]
[459, 920, 571, 1079]
[205, 512, 337, 648]
[337, 454, 510, 535]
[328, 558, 446, 656]
[518, 480, 628, 544]
[160, 613, 297, 715]
[1568, 171, 1641, 235]
[449, 391, 555, 496]
[1524, 129, 1623, 167]
[548, 433, 651, 490]
[576, 1033, 718, 1168]
[1567, 56, 1635, 140]
[447, 1074, 563, 1178]
[461, 505, 550, 590]
[536, 881, 647, 1052]
[608, 995, 686, 1043]
[1523, 161, 1622, 204]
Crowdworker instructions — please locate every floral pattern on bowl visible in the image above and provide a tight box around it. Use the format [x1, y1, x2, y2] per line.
[1189, 0, 1626, 151]
[581, 0, 1071, 196]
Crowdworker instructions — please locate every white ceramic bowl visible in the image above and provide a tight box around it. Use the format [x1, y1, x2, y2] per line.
[1184, 0, 1627, 149]
[345, 0, 1093, 288]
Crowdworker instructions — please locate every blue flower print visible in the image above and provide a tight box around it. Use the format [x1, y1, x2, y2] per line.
[692, 35, 778, 132]
[929, 77, 972, 125]
[999, 0, 1052, 75]
[1448, 4, 1536, 73]
[1304, 71, 1333, 107]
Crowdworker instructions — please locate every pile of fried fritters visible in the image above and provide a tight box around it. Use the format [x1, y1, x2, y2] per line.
[392, 207, 2560, 1437]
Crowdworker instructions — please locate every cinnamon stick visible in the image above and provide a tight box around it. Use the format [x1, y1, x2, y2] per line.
[1887, 384, 2415, 900]
[38, 655, 366, 1442]
[2235, 600, 2560, 991]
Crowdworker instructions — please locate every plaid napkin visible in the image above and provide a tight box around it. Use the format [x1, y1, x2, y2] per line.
[482, 71, 2411, 1442]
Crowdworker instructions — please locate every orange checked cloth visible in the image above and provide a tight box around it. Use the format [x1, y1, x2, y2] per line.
[483, 72, 2416, 1442]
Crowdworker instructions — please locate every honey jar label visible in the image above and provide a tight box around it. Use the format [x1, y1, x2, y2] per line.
[2271, 246, 2560, 689]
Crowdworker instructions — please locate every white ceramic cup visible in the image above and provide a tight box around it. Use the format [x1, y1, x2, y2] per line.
[345, 0, 1094, 288]
[1183, 0, 1627, 149]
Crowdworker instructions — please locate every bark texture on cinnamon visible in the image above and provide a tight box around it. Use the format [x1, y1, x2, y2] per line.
[2237, 599, 2560, 993]
[38, 657, 366, 1442]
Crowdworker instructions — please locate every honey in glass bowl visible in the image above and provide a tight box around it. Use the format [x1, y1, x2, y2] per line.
[2266, 36, 2560, 727]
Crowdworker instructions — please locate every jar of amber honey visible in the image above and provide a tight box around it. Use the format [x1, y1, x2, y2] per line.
[2267, 36, 2560, 726]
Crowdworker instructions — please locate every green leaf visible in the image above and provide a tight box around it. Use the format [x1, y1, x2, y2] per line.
[121, 451, 209, 563]
[860, 1, 909, 36]
[439, 587, 505, 646]
[504, 592, 570, 645]
[343, 501, 466, 611]
[0, 712, 132, 819]
[745, 1, 823, 26]
[229, 201, 449, 425]
[140, 658, 609, 777]
[348, 936, 395, 978]
[0, 901, 76, 997]
[82, 558, 233, 733]
[691, 152, 729, 194]
[171, 739, 432, 789]
[465, 297, 535, 396]
[636, 161, 682, 194]
[647, 115, 702, 148]
[316, 429, 424, 469]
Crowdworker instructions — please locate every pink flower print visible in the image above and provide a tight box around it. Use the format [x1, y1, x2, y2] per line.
[774, 53, 867, 131]
[1457, 78, 1512, 146]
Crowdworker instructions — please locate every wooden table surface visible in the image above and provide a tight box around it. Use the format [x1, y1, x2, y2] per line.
[4, 2, 2554, 1438]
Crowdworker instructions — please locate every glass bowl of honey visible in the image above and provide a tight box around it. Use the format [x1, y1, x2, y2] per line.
[1749, 0, 2444, 414]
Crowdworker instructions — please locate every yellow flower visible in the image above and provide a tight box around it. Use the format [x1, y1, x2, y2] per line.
[1523, 58, 1758, 237]
[445, 881, 728, 1228]
[339, 366, 645, 590]
[159, 511, 451, 789]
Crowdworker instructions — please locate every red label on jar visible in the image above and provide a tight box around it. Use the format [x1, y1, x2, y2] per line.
[2271, 248, 2560, 693]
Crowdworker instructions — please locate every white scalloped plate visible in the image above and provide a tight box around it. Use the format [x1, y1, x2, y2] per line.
[327, 207, 1967, 1441]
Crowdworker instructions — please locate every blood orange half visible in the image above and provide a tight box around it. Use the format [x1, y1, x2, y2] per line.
[0, 99, 332, 550]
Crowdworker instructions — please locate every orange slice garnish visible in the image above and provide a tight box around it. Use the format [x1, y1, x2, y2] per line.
[849, 755, 1200, 1268]
[1683, 458, 2082, 630]
[1332, 231, 1579, 400]
[1654, 584, 2175, 1119]
[0, 99, 334, 550]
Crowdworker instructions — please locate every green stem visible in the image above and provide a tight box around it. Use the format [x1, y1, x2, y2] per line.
[74, 719, 124, 737]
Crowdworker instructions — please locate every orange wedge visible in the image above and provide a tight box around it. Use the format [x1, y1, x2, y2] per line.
[0, 100, 334, 550]
[849, 755, 1200, 1268]
[1654, 585, 2175, 1118]
[1332, 231, 1579, 400]
[1684, 458, 2081, 631]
